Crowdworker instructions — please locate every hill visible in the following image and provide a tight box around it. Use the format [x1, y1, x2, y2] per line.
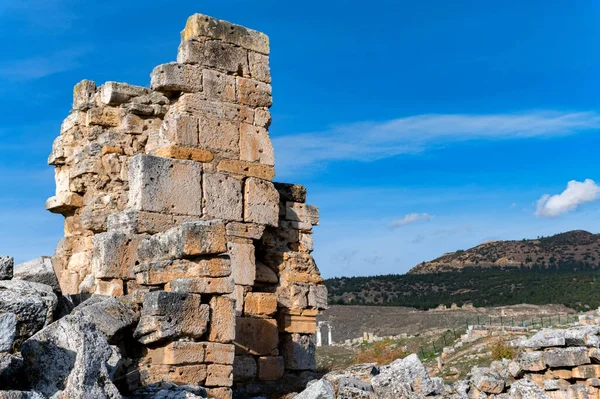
[409, 230, 600, 274]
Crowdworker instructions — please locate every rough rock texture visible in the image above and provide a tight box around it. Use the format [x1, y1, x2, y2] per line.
[0, 256, 14, 280]
[293, 379, 335, 399]
[0, 312, 17, 352]
[13, 257, 61, 293]
[72, 296, 138, 343]
[131, 382, 208, 398]
[371, 354, 442, 398]
[20, 313, 121, 398]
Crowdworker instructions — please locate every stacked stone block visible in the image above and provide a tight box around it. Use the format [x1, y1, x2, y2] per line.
[46, 13, 326, 398]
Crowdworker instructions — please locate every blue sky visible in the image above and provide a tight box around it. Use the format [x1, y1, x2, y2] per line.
[2, 0, 600, 278]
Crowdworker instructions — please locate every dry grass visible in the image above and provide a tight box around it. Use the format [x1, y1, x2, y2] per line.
[490, 337, 516, 361]
[354, 340, 406, 365]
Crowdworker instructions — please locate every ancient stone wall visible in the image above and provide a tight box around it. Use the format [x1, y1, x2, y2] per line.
[46, 13, 327, 398]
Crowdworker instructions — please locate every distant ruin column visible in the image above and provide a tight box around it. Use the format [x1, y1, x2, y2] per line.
[328, 324, 333, 345]
[316, 322, 323, 347]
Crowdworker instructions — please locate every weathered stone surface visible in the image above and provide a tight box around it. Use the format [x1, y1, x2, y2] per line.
[128, 154, 203, 216]
[293, 379, 335, 399]
[0, 391, 45, 399]
[204, 342, 235, 365]
[13, 257, 60, 293]
[206, 364, 233, 387]
[372, 354, 438, 397]
[72, 296, 138, 343]
[178, 39, 249, 76]
[151, 63, 203, 93]
[152, 145, 214, 163]
[131, 381, 208, 398]
[239, 124, 274, 166]
[203, 69, 236, 102]
[21, 313, 121, 398]
[135, 257, 231, 285]
[0, 256, 13, 280]
[571, 364, 600, 379]
[140, 364, 207, 386]
[217, 159, 274, 180]
[281, 333, 316, 371]
[107, 210, 177, 235]
[73, 79, 96, 110]
[208, 296, 236, 343]
[133, 291, 209, 344]
[92, 231, 143, 280]
[137, 221, 227, 262]
[274, 183, 306, 203]
[228, 241, 255, 286]
[233, 356, 257, 381]
[203, 173, 243, 221]
[0, 312, 16, 352]
[148, 341, 205, 365]
[518, 351, 546, 372]
[244, 292, 277, 317]
[225, 222, 264, 240]
[544, 347, 590, 368]
[255, 262, 278, 285]
[0, 280, 57, 345]
[235, 317, 278, 356]
[472, 367, 505, 394]
[198, 116, 239, 156]
[248, 51, 271, 83]
[279, 313, 317, 334]
[236, 77, 272, 108]
[308, 285, 328, 310]
[100, 82, 148, 105]
[166, 277, 235, 294]
[257, 356, 285, 381]
[286, 202, 319, 225]
[244, 178, 279, 226]
[45, 192, 83, 214]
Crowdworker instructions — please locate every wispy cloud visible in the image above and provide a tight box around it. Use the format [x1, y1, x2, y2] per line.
[535, 179, 600, 218]
[391, 212, 433, 228]
[274, 111, 600, 174]
[0, 48, 90, 81]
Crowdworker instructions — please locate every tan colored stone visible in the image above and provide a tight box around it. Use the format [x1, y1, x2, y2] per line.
[257, 356, 285, 381]
[255, 262, 278, 285]
[87, 107, 121, 127]
[46, 193, 84, 214]
[107, 210, 177, 235]
[151, 63, 203, 93]
[254, 108, 271, 128]
[140, 364, 207, 385]
[174, 94, 254, 124]
[239, 123, 274, 166]
[216, 159, 274, 180]
[166, 277, 235, 294]
[102, 146, 123, 155]
[208, 296, 236, 343]
[236, 77, 272, 108]
[286, 202, 319, 225]
[135, 257, 231, 285]
[225, 222, 265, 240]
[206, 364, 233, 387]
[204, 342, 235, 365]
[152, 145, 214, 162]
[162, 113, 199, 146]
[227, 241, 255, 286]
[203, 172, 243, 221]
[278, 313, 316, 334]
[244, 292, 277, 317]
[95, 278, 124, 296]
[73, 79, 96, 110]
[572, 365, 600, 379]
[234, 317, 278, 355]
[148, 341, 205, 365]
[244, 178, 279, 226]
[92, 231, 145, 279]
[551, 369, 573, 380]
[205, 388, 232, 399]
[198, 116, 239, 156]
[248, 51, 271, 83]
[203, 69, 236, 102]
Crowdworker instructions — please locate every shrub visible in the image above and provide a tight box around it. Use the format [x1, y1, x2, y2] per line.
[490, 337, 516, 361]
[354, 341, 406, 365]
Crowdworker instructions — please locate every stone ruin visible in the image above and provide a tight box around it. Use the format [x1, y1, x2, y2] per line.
[44, 13, 327, 398]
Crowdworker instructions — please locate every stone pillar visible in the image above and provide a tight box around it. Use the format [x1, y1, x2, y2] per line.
[328, 324, 333, 346]
[316, 322, 323, 347]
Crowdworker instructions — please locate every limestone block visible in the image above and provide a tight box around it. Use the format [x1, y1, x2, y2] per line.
[45, 193, 83, 214]
[150, 63, 203, 93]
[0, 256, 13, 280]
[182, 14, 270, 54]
[203, 69, 236, 102]
[148, 341, 205, 365]
[0, 313, 16, 352]
[128, 154, 203, 216]
[300, 232, 314, 252]
[204, 342, 235, 364]
[239, 123, 274, 166]
[87, 106, 121, 127]
[135, 257, 231, 285]
[278, 313, 317, 334]
[236, 77, 272, 108]
[281, 333, 316, 371]
[472, 367, 504, 394]
[99, 82, 148, 105]
[178, 39, 250, 76]
[257, 356, 285, 381]
[572, 365, 600, 379]
[174, 94, 254, 124]
[206, 388, 232, 399]
[107, 210, 176, 235]
[254, 108, 271, 128]
[244, 292, 277, 317]
[244, 178, 279, 226]
[544, 347, 590, 368]
[208, 296, 236, 343]
[119, 113, 144, 135]
[234, 317, 278, 355]
[161, 113, 199, 146]
[233, 356, 256, 381]
[227, 241, 255, 286]
[152, 145, 214, 162]
[133, 291, 209, 344]
[255, 262, 278, 284]
[13, 257, 60, 293]
[274, 182, 307, 203]
[217, 159, 274, 181]
[286, 202, 319, 225]
[198, 116, 239, 156]
[91, 231, 144, 279]
[73, 79, 96, 110]
[48, 135, 67, 165]
[206, 364, 233, 387]
[72, 296, 138, 344]
[308, 285, 328, 310]
[225, 222, 264, 240]
[248, 51, 271, 83]
[277, 284, 309, 310]
[140, 364, 207, 386]
[95, 278, 124, 296]
[203, 173, 243, 221]
[544, 379, 570, 391]
[228, 284, 245, 316]
[166, 277, 235, 294]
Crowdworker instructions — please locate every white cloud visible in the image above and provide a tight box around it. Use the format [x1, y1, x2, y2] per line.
[273, 111, 600, 176]
[535, 179, 600, 218]
[391, 213, 433, 228]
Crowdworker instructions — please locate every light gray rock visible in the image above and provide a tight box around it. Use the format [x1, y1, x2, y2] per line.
[13, 257, 60, 293]
[519, 330, 565, 349]
[0, 256, 13, 280]
[371, 354, 436, 398]
[507, 380, 551, 398]
[72, 296, 138, 343]
[0, 391, 44, 399]
[130, 382, 207, 398]
[294, 379, 335, 399]
[471, 367, 504, 394]
[0, 280, 57, 346]
[544, 347, 590, 368]
[150, 63, 203, 93]
[517, 351, 546, 372]
[0, 313, 17, 351]
[20, 313, 122, 398]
